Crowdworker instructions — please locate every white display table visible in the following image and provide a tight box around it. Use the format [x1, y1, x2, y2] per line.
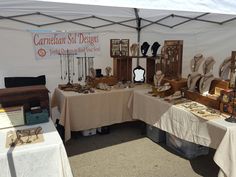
[0, 120, 73, 177]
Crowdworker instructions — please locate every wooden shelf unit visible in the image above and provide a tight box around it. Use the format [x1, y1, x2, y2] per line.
[113, 56, 132, 82]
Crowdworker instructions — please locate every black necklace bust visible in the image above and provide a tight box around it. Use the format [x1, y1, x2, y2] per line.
[141, 42, 150, 56]
[151, 42, 161, 57]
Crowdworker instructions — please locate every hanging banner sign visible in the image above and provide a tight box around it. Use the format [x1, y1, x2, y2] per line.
[32, 31, 100, 60]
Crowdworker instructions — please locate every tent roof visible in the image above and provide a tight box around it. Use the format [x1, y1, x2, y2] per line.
[0, 0, 236, 29]
[1, 0, 236, 15]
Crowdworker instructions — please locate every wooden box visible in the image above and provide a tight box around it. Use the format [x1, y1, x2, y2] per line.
[183, 90, 220, 110]
[162, 78, 187, 95]
[93, 76, 118, 86]
[25, 109, 49, 125]
[0, 85, 49, 113]
[182, 79, 229, 110]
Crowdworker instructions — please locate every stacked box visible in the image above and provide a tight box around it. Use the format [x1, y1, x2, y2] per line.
[82, 128, 96, 136]
[166, 133, 209, 159]
[146, 124, 166, 143]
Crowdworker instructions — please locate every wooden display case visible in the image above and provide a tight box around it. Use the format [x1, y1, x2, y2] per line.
[183, 90, 220, 110]
[183, 79, 229, 110]
[161, 40, 183, 79]
[110, 39, 129, 57]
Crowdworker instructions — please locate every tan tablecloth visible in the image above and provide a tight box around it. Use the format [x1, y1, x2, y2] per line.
[51, 87, 137, 141]
[132, 89, 236, 177]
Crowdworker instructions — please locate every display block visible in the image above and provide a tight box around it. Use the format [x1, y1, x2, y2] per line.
[0, 106, 24, 129]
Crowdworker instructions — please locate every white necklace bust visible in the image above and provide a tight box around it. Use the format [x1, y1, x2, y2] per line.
[187, 71, 202, 91]
[154, 70, 164, 87]
[203, 56, 215, 75]
[199, 72, 215, 95]
[219, 56, 231, 80]
[190, 53, 204, 72]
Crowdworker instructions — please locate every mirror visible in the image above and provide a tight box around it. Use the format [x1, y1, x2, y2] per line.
[133, 66, 145, 83]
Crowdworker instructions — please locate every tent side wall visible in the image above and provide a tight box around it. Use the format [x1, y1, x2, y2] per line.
[1, 3, 236, 92]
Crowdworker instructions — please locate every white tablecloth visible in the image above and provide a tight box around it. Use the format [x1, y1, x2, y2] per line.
[132, 89, 236, 177]
[0, 120, 73, 177]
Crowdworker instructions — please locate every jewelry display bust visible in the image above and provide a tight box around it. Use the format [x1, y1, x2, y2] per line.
[190, 53, 204, 72]
[154, 70, 164, 87]
[199, 72, 215, 95]
[203, 56, 216, 75]
[141, 42, 150, 57]
[219, 56, 231, 80]
[187, 72, 202, 91]
[151, 42, 161, 57]
[130, 43, 139, 56]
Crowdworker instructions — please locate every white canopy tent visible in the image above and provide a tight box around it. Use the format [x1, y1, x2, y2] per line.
[0, 0, 236, 91]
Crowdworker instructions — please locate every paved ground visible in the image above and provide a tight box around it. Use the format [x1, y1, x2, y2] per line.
[65, 121, 219, 177]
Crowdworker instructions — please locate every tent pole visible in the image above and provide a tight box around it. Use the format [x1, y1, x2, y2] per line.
[134, 8, 141, 66]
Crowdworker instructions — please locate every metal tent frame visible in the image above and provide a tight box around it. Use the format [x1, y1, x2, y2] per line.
[1, 9, 236, 29]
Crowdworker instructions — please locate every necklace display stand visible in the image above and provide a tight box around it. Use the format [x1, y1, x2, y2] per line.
[187, 72, 202, 91]
[153, 70, 164, 87]
[59, 50, 77, 87]
[199, 72, 215, 95]
[190, 54, 204, 72]
[198, 56, 216, 95]
[203, 57, 216, 75]
[219, 56, 231, 80]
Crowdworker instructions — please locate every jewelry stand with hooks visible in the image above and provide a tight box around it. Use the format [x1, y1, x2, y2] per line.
[76, 52, 94, 82]
[225, 76, 236, 123]
[226, 51, 236, 123]
[59, 49, 77, 87]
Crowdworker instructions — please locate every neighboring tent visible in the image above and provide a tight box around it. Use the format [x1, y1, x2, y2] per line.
[0, 0, 236, 91]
